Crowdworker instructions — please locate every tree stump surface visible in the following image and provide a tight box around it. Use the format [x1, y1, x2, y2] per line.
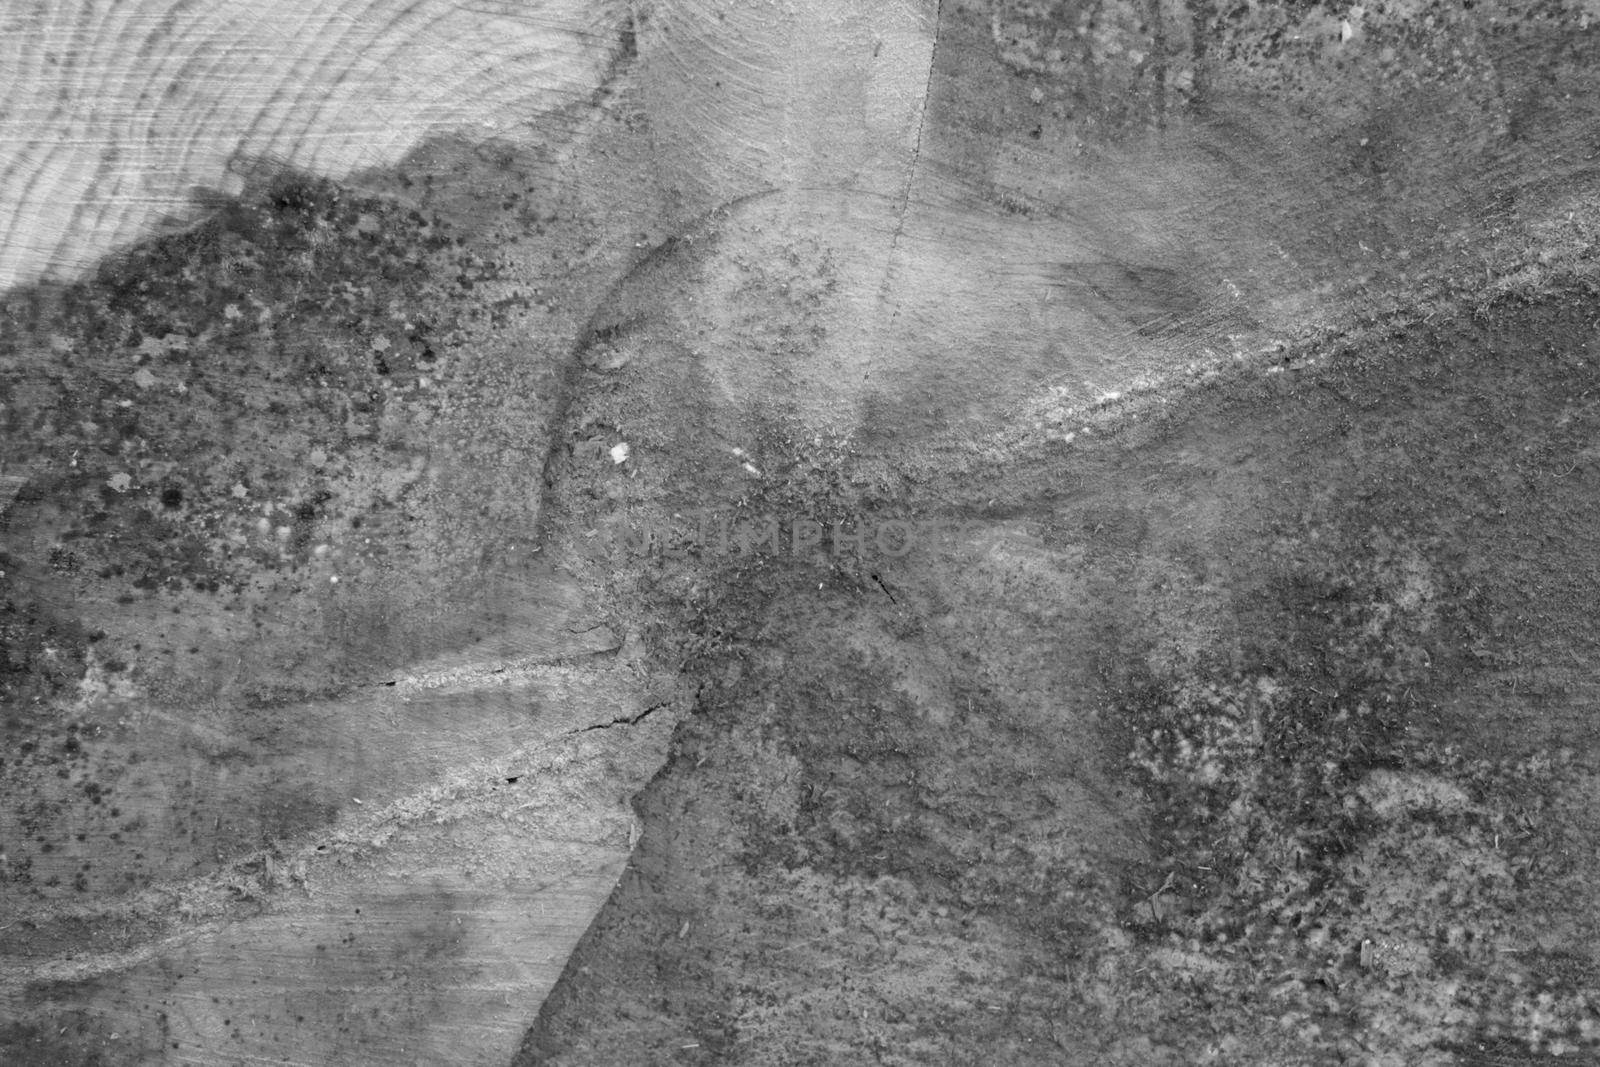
[5, 0, 1600, 1063]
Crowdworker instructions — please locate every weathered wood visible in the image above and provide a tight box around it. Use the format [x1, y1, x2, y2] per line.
[7, 0, 1600, 1062]
[0, 4, 670, 1059]
[1, 700, 680, 1063]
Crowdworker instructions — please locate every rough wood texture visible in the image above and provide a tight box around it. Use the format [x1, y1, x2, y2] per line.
[0, 4, 669, 1057]
[6, 0, 1600, 1063]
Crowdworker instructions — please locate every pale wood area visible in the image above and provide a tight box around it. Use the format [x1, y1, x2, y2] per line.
[0, 0, 623, 290]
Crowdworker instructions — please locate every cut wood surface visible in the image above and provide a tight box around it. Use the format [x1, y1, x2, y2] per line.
[0, 4, 660, 1056]
[0, 677, 680, 1065]
[0, 0, 624, 290]
[5, 0, 1600, 1063]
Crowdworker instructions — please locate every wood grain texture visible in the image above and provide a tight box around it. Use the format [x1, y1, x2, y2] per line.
[0, 17, 676, 1056]
[6, 0, 1600, 1062]
[0, 0, 625, 289]
[0, 683, 680, 1065]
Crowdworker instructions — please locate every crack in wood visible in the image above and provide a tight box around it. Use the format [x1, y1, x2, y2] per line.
[572, 699, 671, 734]
[869, 0, 943, 389]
